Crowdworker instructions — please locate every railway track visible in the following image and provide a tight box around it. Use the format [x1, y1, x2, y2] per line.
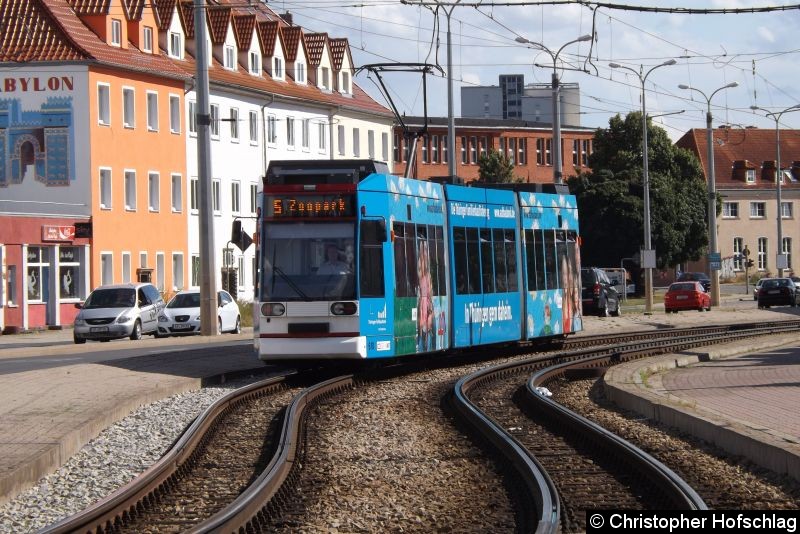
[42, 320, 800, 533]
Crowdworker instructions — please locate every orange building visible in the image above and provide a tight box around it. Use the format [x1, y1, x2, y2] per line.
[0, 0, 189, 332]
[393, 116, 596, 183]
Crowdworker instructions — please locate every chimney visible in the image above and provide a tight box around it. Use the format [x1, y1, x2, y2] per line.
[280, 12, 293, 25]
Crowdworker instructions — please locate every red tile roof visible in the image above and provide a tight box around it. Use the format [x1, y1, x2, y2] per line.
[304, 33, 327, 67]
[1, 0, 87, 61]
[178, 2, 194, 39]
[329, 37, 348, 71]
[206, 6, 230, 45]
[152, 0, 176, 31]
[68, 0, 110, 15]
[121, 0, 146, 21]
[280, 26, 303, 62]
[232, 14, 255, 50]
[676, 127, 800, 189]
[256, 20, 278, 56]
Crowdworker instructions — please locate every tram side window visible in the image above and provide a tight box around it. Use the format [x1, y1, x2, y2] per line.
[555, 230, 567, 289]
[418, 224, 445, 297]
[490, 228, 504, 292]
[543, 230, 557, 290]
[433, 226, 446, 296]
[481, 229, 494, 293]
[360, 220, 385, 297]
[393, 222, 410, 297]
[534, 230, 547, 290]
[453, 227, 469, 294]
[466, 227, 481, 294]
[505, 229, 518, 291]
[524, 229, 537, 290]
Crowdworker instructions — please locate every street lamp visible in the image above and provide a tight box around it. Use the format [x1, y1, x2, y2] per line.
[610, 59, 676, 314]
[516, 34, 593, 184]
[749, 103, 800, 277]
[678, 81, 739, 307]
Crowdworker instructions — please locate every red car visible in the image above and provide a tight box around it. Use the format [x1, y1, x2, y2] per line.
[664, 281, 711, 313]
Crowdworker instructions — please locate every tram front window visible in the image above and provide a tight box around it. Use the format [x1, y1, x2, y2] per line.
[262, 222, 356, 301]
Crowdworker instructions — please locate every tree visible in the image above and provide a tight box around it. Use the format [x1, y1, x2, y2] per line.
[477, 148, 519, 183]
[567, 112, 708, 270]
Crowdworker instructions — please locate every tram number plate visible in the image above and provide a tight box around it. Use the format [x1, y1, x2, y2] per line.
[90, 327, 108, 333]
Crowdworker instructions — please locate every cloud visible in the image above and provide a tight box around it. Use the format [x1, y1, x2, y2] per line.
[757, 26, 776, 43]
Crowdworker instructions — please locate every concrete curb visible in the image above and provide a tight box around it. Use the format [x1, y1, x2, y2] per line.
[604, 334, 800, 480]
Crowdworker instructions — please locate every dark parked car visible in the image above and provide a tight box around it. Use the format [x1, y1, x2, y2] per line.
[757, 277, 798, 308]
[676, 272, 711, 292]
[581, 267, 621, 317]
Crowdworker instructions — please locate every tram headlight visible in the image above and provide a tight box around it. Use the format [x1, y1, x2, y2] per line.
[261, 303, 286, 316]
[330, 302, 357, 315]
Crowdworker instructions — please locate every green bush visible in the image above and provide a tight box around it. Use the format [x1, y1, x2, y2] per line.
[237, 300, 254, 328]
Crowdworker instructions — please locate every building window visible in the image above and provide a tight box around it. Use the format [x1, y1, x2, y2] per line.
[122, 252, 131, 283]
[783, 237, 792, 269]
[319, 122, 327, 151]
[250, 183, 258, 214]
[273, 57, 283, 78]
[238, 257, 245, 288]
[230, 107, 239, 141]
[382, 132, 389, 162]
[296, 63, 306, 83]
[746, 169, 756, 183]
[519, 138, 527, 165]
[545, 139, 552, 165]
[368, 130, 375, 159]
[167, 94, 180, 134]
[758, 237, 768, 270]
[212, 179, 220, 213]
[508, 138, 516, 165]
[190, 177, 198, 211]
[733, 237, 743, 271]
[140, 252, 147, 270]
[148, 172, 159, 212]
[321, 67, 330, 90]
[171, 174, 182, 212]
[231, 181, 240, 213]
[100, 168, 112, 209]
[480, 137, 488, 160]
[460, 136, 467, 164]
[341, 71, 350, 94]
[249, 51, 260, 75]
[536, 138, 544, 165]
[26, 247, 48, 302]
[172, 253, 184, 290]
[781, 201, 793, 219]
[156, 253, 165, 291]
[582, 139, 591, 165]
[188, 101, 197, 135]
[224, 46, 236, 70]
[123, 87, 135, 128]
[169, 32, 182, 59]
[97, 83, 110, 125]
[267, 115, 277, 144]
[750, 202, 766, 218]
[722, 202, 739, 218]
[394, 134, 401, 163]
[59, 247, 80, 299]
[146, 91, 158, 131]
[338, 125, 346, 155]
[210, 104, 220, 138]
[470, 136, 477, 164]
[286, 116, 295, 147]
[101, 252, 113, 286]
[125, 170, 137, 211]
[7, 265, 16, 306]
[302, 119, 310, 149]
[351, 128, 359, 156]
[111, 19, 121, 46]
[143, 26, 153, 52]
[191, 255, 200, 287]
[250, 111, 259, 144]
[430, 135, 439, 163]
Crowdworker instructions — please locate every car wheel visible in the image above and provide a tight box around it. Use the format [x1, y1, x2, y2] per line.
[598, 304, 609, 318]
[610, 301, 621, 317]
[230, 316, 241, 334]
[73, 335, 86, 345]
[129, 320, 142, 341]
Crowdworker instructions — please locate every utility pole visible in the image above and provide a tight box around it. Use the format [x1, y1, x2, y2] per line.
[194, 0, 218, 335]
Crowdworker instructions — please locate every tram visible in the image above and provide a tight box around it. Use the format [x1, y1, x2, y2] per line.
[255, 159, 581, 360]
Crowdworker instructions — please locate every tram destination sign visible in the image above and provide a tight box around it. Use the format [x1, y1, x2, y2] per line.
[267, 193, 355, 218]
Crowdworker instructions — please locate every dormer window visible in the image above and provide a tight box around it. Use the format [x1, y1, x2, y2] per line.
[143, 27, 153, 53]
[249, 52, 260, 75]
[746, 169, 756, 183]
[296, 63, 306, 83]
[340, 71, 350, 94]
[169, 32, 183, 59]
[273, 57, 283, 79]
[321, 67, 330, 90]
[111, 19, 121, 46]
[224, 45, 236, 70]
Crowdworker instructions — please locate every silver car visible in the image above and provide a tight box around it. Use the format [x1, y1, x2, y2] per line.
[73, 283, 165, 343]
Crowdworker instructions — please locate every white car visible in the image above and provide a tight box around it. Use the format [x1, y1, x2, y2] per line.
[157, 290, 241, 337]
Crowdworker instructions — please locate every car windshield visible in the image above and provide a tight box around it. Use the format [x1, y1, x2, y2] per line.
[168, 293, 201, 308]
[763, 279, 790, 288]
[83, 288, 136, 309]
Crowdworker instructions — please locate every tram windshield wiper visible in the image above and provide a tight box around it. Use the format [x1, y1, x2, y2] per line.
[272, 265, 312, 301]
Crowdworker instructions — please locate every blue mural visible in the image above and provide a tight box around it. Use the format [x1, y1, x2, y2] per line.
[0, 97, 74, 187]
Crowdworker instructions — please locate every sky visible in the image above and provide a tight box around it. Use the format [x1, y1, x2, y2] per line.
[274, 0, 800, 140]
